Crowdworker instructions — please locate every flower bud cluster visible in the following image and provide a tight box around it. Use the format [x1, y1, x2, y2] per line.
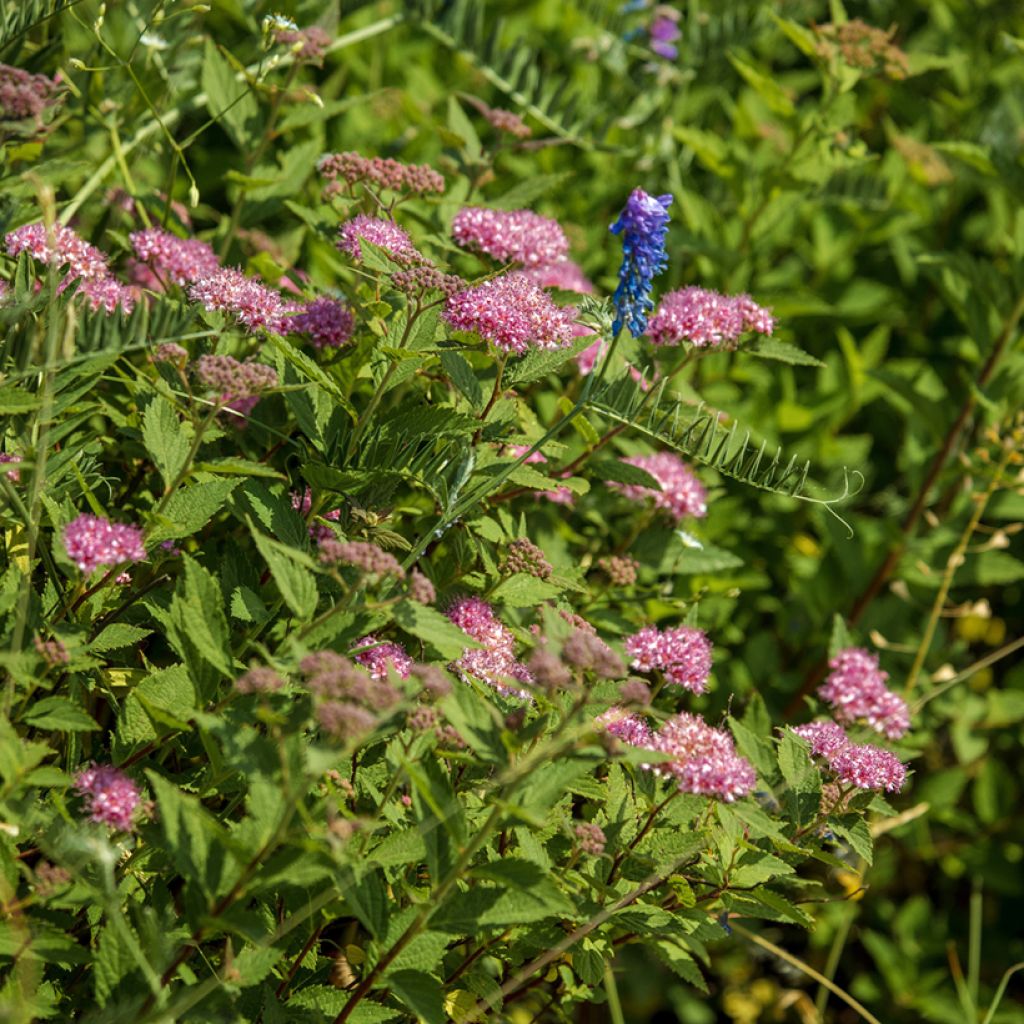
[391, 266, 464, 298]
[194, 354, 279, 399]
[34, 635, 69, 668]
[318, 151, 445, 195]
[319, 539, 405, 579]
[0, 452, 21, 481]
[289, 296, 355, 349]
[408, 569, 436, 605]
[152, 342, 188, 365]
[574, 822, 606, 856]
[272, 23, 331, 63]
[300, 649, 403, 742]
[563, 629, 625, 679]
[483, 106, 532, 138]
[234, 665, 284, 695]
[501, 538, 552, 579]
[0, 63, 60, 121]
[598, 555, 639, 586]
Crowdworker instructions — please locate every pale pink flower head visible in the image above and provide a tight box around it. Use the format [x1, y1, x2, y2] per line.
[194, 354, 278, 399]
[451, 207, 570, 267]
[792, 721, 850, 760]
[337, 215, 426, 264]
[353, 634, 413, 681]
[0, 63, 61, 121]
[647, 286, 774, 349]
[74, 764, 141, 831]
[651, 711, 756, 802]
[820, 647, 910, 740]
[483, 106, 532, 139]
[74, 276, 137, 315]
[289, 296, 355, 349]
[610, 451, 707, 521]
[446, 595, 532, 698]
[596, 707, 654, 748]
[624, 624, 712, 694]
[829, 743, 907, 793]
[63, 514, 146, 574]
[319, 152, 444, 196]
[6, 222, 109, 281]
[129, 228, 220, 286]
[189, 267, 290, 333]
[444, 273, 576, 354]
[575, 339, 604, 375]
[521, 259, 594, 294]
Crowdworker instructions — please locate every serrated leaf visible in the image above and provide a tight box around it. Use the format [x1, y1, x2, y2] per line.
[491, 573, 563, 606]
[202, 39, 260, 149]
[142, 396, 190, 489]
[748, 337, 825, 367]
[778, 731, 822, 828]
[393, 599, 481, 659]
[250, 528, 318, 619]
[388, 969, 446, 1024]
[440, 351, 484, 409]
[90, 624, 153, 653]
[148, 479, 239, 544]
[21, 696, 98, 732]
[592, 458, 662, 488]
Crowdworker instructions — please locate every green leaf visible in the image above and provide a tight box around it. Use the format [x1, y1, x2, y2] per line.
[828, 614, 854, 660]
[778, 731, 822, 828]
[728, 54, 796, 117]
[148, 479, 239, 544]
[21, 696, 98, 732]
[491, 573, 564, 607]
[93, 920, 138, 1007]
[440, 351, 484, 409]
[831, 815, 874, 865]
[167, 556, 233, 678]
[343, 867, 391, 940]
[653, 940, 708, 992]
[201, 39, 260, 149]
[142, 396, 190, 490]
[0, 386, 41, 414]
[250, 528, 318, 619]
[730, 852, 795, 887]
[430, 880, 573, 933]
[446, 96, 482, 159]
[439, 679, 508, 764]
[393, 599, 481, 659]
[388, 969, 446, 1024]
[590, 458, 662, 489]
[90, 624, 152, 653]
[748, 337, 825, 367]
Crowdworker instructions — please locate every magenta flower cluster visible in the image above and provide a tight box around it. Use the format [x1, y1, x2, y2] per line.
[63, 514, 146, 574]
[319, 151, 445, 196]
[792, 722, 907, 793]
[819, 647, 910, 740]
[353, 634, 413, 681]
[337, 215, 426, 264]
[444, 273, 577, 354]
[446, 596, 532, 697]
[194, 354, 278, 400]
[452, 207, 570, 268]
[648, 287, 775, 349]
[74, 764, 141, 831]
[624, 624, 713, 694]
[611, 451, 708, 521]
[0, 62, 60, 121]
[130, 228, 219, 286]
[189, 267, 293, 333]
[289, 296, 355, 349]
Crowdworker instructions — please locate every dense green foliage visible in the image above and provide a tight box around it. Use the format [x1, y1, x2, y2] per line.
[1, 1, 1023, 1022]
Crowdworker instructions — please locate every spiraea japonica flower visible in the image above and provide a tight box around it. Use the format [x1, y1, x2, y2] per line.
[1, 63, 61, 122]
[651, 712, 757, 802]
[596, 707, 654, 748]
[820, 647, 910, 740]
[446, 595, 532, 697]
[319, 152, 445, 196]
[791, 721, 851, 760]
[444, 273, 576, 354]
[647, 286, 775, 349]
[609, 188, 672, 337]
[189, 267, 291, 333]
[129, 228, 220, 286]
[610, 451, 708, 521]
[353, 634, 414, 681]
[520, 259, 594, 294]
[74, 764, 141, 831]
[0, 452, 22, 481]
[63, 514, 146, 574]
[793, 721, 908, 793]
[289, 296, 355, 349]
[451, 207, 570, 268]
[194, 354, 278, 402]
[319, 540, 405, 580]
[336, 215, 426, 264]
[624, 624, 713, 693]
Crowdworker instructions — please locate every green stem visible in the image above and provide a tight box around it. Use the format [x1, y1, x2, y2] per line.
[604, 962, 626, 1024]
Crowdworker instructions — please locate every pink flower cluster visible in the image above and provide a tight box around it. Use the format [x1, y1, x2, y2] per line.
[610, 451, 708, 521]
[130, 228, 220, 286]
[484, 106, 532, 138]
[520, 260, 594, 294]
[624, 624, 713, 694]
[599, 709, 756, 802]
[194, 354, 278, 399]
[452, 207, 570, 268]
[819, 647, 910, 740]
[63, 514, 146, 574]
[189, 267, 292, 333]
[444, 273, 576, 354]
[272, 23, 331, 63]
[0, 63, 60, 121]
[318, 152, 445, 195]
[647, 287, 775, 348]
[792, 722, 907, 793]
[446, 595, 532, 697]
[352, 634, 413, 681]
[5, 222, 136, 315]
[290, 487, 341, 541]
[289, 296, 355, 349]
[320, 540, 405, 579]
[74, 764, 141, 831]
[337, 215, 426, 264]
[0, 452, 22, 481]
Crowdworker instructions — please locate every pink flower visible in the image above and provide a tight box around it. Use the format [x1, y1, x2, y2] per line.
[63, 514, 146, 574]
[444, 273, 576, 354]
[0, 63, 61, 121]
[336, 215, 426, 264]
[597, 708, 654, 747]
[624, 625, 712, 694]
[319, 152, 444, 195]
[446, 596, 532, 697]
[610, 452, 708, 521]
[188, 267, 291, 333]
[74, 275, 137, 315]
[5, 222, 108, 281]
[194, 354, 278, 399]
[520, 259, 593, 293]
[0, 453, 21, 481]
[792, 721, 850, 760]
[74, 764, 140, 831]
[451, 207, 570, 267]
[820, 647, 910, 740]
[129, 228, 220, 286]
[289, 296, 355, 349]
[575, 339, 603, 375]
[353, 634, 413, 681]
[651, 712, 756, 802]
[829, 743, 907, 793]
[648, 286, 775, 348]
